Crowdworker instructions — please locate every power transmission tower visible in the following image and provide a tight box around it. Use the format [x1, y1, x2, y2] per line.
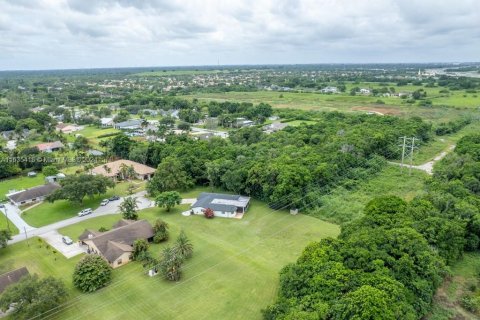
[399, 136, 419, 174]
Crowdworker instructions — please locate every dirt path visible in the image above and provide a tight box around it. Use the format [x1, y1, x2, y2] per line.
[389, 144, 456, 175]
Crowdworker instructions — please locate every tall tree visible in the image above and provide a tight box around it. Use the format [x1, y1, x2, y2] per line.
[159, 247, 183, 281]
[153, 219, 169, 243]
[173, 230, 193, 259]
[46, 174, 115, 204]
[147, 157, 193, 196]
[119, 196, 139, 220]
[0, 275, 68, 320]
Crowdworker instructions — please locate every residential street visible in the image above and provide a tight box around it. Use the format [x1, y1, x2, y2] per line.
[1, 191, 154, 245]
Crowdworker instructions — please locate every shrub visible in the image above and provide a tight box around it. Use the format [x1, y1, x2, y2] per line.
[73, 255, 112, 292]
[204, 208, 214, 219]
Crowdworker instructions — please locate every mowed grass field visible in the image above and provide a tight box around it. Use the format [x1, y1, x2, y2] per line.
[184, 88, 479, 123]
[0, 201, 339, 320]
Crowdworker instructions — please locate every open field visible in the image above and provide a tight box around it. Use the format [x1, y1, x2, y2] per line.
[67, 126, 120, 149]
[184, 89, 480, 123]
[428, 253, 480, 320]
[1, 198, 339, 320]
[22, 181, 146, 227]
[312, 165, 428, 224]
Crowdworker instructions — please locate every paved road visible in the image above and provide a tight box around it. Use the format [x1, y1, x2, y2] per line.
[389, 144, 455, 175]
[3, 191, 154, 245]
[0, 203, 36, 233]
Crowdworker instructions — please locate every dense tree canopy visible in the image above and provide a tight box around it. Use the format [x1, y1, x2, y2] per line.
[73, 255, 112, 292]
[46, 174, 115, 204]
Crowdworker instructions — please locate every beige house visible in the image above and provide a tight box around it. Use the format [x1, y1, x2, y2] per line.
[78, 219, 154, 268]
[91, 159, 155, 181]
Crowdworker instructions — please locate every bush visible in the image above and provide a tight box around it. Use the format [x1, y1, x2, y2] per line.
[73, 255, 112, 292]
[153, 219, 169, 243]
[97, 132, 121, 138]
[204, 208, 214, 219]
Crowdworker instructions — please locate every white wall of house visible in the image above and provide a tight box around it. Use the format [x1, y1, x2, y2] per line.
[190, 207, 235, 218]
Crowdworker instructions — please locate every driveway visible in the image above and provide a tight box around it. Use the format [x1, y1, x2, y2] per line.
[0, 202, 36, 232]
[39, 230, 86, 259]
[7, 191, 154, 245]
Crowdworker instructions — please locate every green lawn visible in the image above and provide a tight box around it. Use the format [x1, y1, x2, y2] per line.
[2, 199, 339, 319]
[0, 174, 45, 200]
[311, 165, 428, 224]
[0, 215, 19, 235]
[22, 181, 146, 227]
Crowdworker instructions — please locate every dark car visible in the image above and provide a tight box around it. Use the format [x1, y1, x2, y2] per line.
[109, 195, 120, 201]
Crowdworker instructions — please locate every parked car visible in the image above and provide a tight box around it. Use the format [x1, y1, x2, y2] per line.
[100, 199, 109, 206]
[78, 208, 93, 217]
[0, 203, 5, 209]
[109, 195, 120, 201]
[62, 236, 73, 245]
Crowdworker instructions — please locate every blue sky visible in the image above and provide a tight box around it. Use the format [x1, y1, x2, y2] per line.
[0, 0, 479, 70]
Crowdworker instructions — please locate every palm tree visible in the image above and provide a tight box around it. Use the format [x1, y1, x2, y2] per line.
[126, 165, 136, 181]
[173, 230, 193, 259]
[119, 163, 129, 181]
[159, 247, 183, 281]
[119, 196, 139, 220]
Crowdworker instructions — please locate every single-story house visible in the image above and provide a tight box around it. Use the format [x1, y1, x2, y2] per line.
[100, 117, 114, 127]
[0, 267, 29, 294]
[7, 183, 60, 206]
[91, 159, 155, 181]
[114, 119, 143, 130]
[192, 132, 215, 140]
[234, 118, 254, 128]
[56, 123, 82, 134]
[79, 219, 154, 268]
[45, 173, 66, 184]
[190, 192, 251, 218]
[35, 141, 64, 152]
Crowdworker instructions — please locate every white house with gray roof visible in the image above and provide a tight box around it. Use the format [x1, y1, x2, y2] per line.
[190, 192, 251, 218]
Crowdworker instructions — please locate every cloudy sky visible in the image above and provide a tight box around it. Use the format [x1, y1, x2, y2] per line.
[0, 0, 479, 70]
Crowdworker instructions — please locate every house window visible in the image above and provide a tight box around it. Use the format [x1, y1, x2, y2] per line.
[117, 259, 122, 265]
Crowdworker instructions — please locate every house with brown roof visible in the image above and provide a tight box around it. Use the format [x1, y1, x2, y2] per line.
[91, 159, 155, 181]
[7, 183, 60, 206]
[79, 219, 154, 268]
[0, 267, 29, 294]
[35, 141, 65, 152]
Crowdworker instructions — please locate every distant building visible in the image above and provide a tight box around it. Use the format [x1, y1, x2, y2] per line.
[113, 119, 143, 130]
[45, 173, 66, 184]
[87, 149, 104, 157]
[263, 122, 289, 134]
[100, 117, 114, 127]
[79, 219, 154, 268]
[7, 183, 60, 206]
[56, 123, 83, 134]
[321, 86, 339, 94]
[234, 118, 254, 128]
[91, 159, 155, 181]
[35, 141, 64, 152]
[359, 88, 371, 95]
[190, 192, 251, 218]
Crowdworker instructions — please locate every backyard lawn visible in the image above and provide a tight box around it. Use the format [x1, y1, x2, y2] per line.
[0, 174, 45, 200]
[0, 199, 340, 320]
[22, 181, 146, 227]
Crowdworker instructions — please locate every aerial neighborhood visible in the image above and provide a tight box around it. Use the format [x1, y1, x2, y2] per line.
[0, 16, 479, 317]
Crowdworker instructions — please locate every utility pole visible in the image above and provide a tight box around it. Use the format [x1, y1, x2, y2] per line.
[24, 227, 29, 247]
[399, 136, 407, 171]
[409, 137, 416, 175]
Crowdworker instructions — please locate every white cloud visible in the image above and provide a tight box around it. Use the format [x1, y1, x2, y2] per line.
[0, 0, 478, 70]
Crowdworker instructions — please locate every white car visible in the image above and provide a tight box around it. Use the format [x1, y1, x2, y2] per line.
[62, 236, 73, 245]
[78, 208, 93, 217]
[100, 199, 109, 206]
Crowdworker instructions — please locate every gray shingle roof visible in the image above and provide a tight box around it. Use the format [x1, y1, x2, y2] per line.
[191, 193, 250, 212]
[80, 220, 154, 262]
[0, 267, 29, 294]
[7, 183, 60, 203]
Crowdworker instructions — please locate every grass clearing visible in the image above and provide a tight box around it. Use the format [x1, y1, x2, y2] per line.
[22, 181, 146, 227]
[311, 165, 428, 224]
[2, 198, 339, 319]
[429, 253, 480, 319]
[184, 90, 479, 123]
